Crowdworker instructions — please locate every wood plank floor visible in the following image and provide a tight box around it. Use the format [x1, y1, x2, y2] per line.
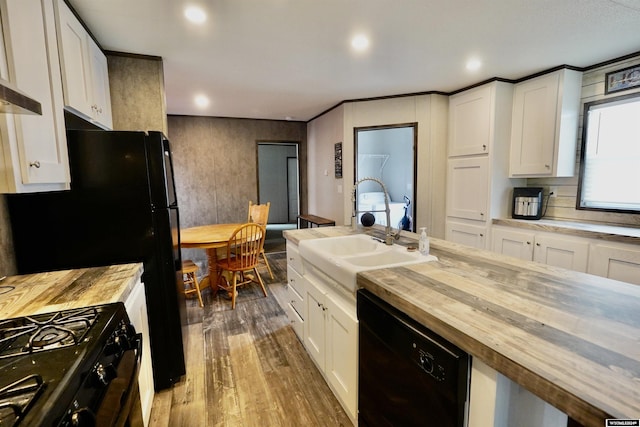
[148, 252, 352, 427]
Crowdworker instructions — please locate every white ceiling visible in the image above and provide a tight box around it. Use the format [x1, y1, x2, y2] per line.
[69, 0, 640, 122]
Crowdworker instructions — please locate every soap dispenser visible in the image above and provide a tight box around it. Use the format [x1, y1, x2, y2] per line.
[419, 227, 429, 255]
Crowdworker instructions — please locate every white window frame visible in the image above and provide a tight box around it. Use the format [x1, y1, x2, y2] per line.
[577, 92, 640, 213]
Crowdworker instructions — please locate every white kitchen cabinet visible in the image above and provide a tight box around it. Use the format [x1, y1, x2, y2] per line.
[0, 0, 69, 193]
[509, 69, 582, 177]
[445, 81, 523, 250]
[492, 227, 535, 261]
[449, 84, 492, 156]
[588, 242, 640, 285]
[304, 272, 358, 423]
[445, 221, 487, 249]
[285, 241, 305, 340]
[446, 156, 489, 221]
[492, 227, 589, 273]
[55, 0, 112, 129]
[533, 233, 589, 272]
[124, 278, 154, 427]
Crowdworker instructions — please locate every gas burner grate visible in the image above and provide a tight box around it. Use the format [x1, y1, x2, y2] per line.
[0, 307, 99, 358]
[0, 375, 44, 427]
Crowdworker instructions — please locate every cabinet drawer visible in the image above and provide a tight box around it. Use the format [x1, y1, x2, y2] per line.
[288, 282, 304, 320]
[286, 241, 304, 274]
[286, 303, 304, 341]
[287, 265, 306, 297]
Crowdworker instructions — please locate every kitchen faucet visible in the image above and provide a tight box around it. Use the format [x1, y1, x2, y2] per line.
[351, 177, 401, 245]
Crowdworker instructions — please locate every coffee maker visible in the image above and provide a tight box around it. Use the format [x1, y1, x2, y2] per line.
[512, 187, 544, 220]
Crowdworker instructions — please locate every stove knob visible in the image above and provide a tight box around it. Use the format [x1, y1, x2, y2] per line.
[70, 407, 95, 426]
[95, 364, 109, 385]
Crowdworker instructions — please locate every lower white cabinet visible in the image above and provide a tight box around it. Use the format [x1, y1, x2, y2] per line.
[286, 265, 305, 340]
[446, 221, 487, 249]
[124, 279, 154, 427]
[304, 272, 358, 423]
[492, 227, 589, 272]
[588, 242, 640, 285]
[446, 156, 489, 221]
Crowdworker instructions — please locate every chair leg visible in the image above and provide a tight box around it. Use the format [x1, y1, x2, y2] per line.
[260, 249, 275, 280]
[231, 272, 238, 310]
[193, 274, 204, 308]
[254, 267, 268, 297]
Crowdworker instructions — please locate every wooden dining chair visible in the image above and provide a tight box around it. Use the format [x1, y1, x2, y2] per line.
[248, 200, 274, 279]
[215, 223, 267, 309]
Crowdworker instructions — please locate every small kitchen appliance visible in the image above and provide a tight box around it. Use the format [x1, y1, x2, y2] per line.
[512, 187, 544, 220]
[0, 303, 142, 426]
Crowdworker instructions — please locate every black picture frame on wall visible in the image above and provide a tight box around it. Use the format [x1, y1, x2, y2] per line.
[605, 64, 640, 94]
[334, 142, 342, 178]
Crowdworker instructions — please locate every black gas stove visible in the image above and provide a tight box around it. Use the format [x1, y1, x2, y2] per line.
[0, 303, 141, 427]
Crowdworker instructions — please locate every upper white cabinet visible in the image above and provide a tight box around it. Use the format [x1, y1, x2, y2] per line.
[449, 85, 492, 156]
[55, 0, 112, 129]
[0, 0, 69, 193]
[446, 156, 489, 221]
[509, 69, 582, 177]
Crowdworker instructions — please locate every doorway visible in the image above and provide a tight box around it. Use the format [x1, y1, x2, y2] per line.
[257, 142, 300, 249]
[354, 124, 417, 232]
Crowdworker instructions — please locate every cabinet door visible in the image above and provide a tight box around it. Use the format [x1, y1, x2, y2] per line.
[324, 293, 358, 421]
[445, 221, 487, 249]
[533, 233, 589, 273]
[588, 243, 640, 285]
[449, 85, 492, 156]
[55, 0, 93, 118]
[492, 227, 534, 260]
[0, 0, 68, 191]
[88, 37, 112, 129]
[304, 278, 326, 369]
[124, 282, 154, 427]
[446, 156, 489, 221]
[509, 72, 559, 176]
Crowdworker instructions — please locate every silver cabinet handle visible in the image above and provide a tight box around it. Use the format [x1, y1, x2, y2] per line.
[29, 161, 40, 168]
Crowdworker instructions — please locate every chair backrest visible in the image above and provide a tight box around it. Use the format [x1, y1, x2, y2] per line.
[248, 201, 270, 226]
[225, 223, 266, 270]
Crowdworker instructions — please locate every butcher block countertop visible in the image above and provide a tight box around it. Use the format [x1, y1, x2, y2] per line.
[284, 226, 640, 427]
[0, 263, 143, 319]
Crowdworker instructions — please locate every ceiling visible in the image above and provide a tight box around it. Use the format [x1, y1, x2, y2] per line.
[69, 0, 640, 122]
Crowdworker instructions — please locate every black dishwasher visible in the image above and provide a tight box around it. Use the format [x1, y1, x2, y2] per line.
[357, 289, 470, 427]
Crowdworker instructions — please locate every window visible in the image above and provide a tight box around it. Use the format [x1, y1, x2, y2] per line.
[577, 92, 640, 213]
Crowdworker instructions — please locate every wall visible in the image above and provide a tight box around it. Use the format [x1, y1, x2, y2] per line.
[107, 53, 168, 134]
[307, 104, 345, 225]
[530, 54, 640, 227]
[167, 115, 307, 265]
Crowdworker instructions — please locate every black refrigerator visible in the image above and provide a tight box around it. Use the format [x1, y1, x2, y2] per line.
[7, 129, 186, 391]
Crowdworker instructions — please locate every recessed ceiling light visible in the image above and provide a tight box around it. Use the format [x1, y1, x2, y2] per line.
[351, 34, 370, 52]
[184, 6, 206, 24]
[194, 94, 209, 108]
[466, 58, 482, 71]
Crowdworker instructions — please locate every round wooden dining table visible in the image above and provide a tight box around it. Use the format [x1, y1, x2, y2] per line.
[180, 223, 243, 294]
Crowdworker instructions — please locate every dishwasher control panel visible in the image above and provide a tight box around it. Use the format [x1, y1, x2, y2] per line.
[415, 346, 446, 381]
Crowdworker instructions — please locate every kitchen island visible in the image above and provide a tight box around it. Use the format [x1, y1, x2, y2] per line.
[284, 226, 640, 427]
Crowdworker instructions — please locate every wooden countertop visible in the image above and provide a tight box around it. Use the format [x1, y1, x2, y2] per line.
[493, 218, 640, 244]
[284, 226, 640, 426]
[0, 263, 144, 319]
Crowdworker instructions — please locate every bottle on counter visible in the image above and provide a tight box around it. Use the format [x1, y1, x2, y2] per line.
[419, 227, 429, 255]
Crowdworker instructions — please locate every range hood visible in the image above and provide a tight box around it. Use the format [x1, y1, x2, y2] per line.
[0, 78, 42, 115]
